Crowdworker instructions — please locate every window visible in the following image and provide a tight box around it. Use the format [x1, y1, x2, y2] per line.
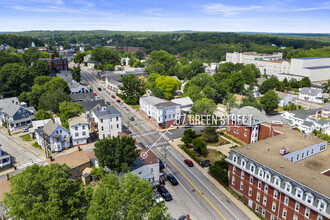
[56, 130, 58, 134]
[76, 167, 79, 171]
[312, 149, 314, 154]
[82, 131, 86, 136]
[270, 215, 275, 220]
[284, 196, 289, 206]
[296, 188, 303, 199]
[295, 202, 300, 212]
[297, 154, 299, 160]
[101, 126, 104, 131]
[274, 176, 281, 186]
[75, 126, 78, 131]
[75, 133, 79, 137]
[255, 204, 259, 212]
[305, 208, 310, 218]
[233, 155, 237, 163]
[282, 209, 287, 219]
[302, 152, 304, 158]
[317, 215, 323, 220]
[234, 128, 236, 133]
[232, 177, 235, 185]
[250, 164, 255, 172]
[117, 124, 119, 128]
[101, 119, 103, 123]
[262, 208, 265, 217]
[272, 202, 276, 212]
[60, 130, 62, 133]
[258, 168, 264, 178]
[264, 184, 268, 193]
[102, 134, 105, 138]
[244, 132, 247, 137]
[241, 159, 246, 168]
[265, 172, 271, 182]
[257, 193, 260, 202]
[318, 200, 327, 212]
[250, 176, 253, 184]
[258, 181, 262, 190]
[248, 188, 252, 196]
[320, 145, 326, 151]
[240, 182, 244, 191]
[233, 166, 236, 174]
[237, 129, 239, 134]
[274, 190, 278, 199]
[241, 171, 244, 179]
[305, 193, 314, 204]
[293, 215, 298, 220]
[263, 196, 267, 206]
[307, 150, 309, 156]
[285, 182, 292, 193]
[245, 127, 248, 130]
[227, 127, 230, 131]
[116, 117, 118, 121]
[82, 125, 85, 130]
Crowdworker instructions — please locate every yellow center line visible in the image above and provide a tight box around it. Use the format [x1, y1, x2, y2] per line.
[80, 69, 142, 133]
[157, 148, 226, 220]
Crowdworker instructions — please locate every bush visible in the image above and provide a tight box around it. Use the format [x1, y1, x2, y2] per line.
[209, 165, 229, 186]
[181, 145, 200, 165]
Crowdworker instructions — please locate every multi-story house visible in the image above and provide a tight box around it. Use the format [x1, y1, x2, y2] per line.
[106, 77, 123, 94]
[0, 97, 36, 131]
[35, 119, 70, 152]
[226, 126, 329, 220]
[299, 87, 324, 104]
[0, 144, 10, 168]
[131, 149, 160, 186]
[68, 113, 90, 146]
[321, 103, 330, 118]
[226, 106, 284, 144]
[68, 80, 88, 94]
[171, 97, 194, 114]
[90, 104, 122, 139]
[139, 96, 181, 129]
[275, 91, 296, 107]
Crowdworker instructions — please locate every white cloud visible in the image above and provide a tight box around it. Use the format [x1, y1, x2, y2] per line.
[201, 3, 262, 15]
[144, 8, 173, 17]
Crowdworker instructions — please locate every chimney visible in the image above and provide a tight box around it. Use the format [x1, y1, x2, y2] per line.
[52, 118, 55, 123]
[49, 155, 53, 161]
[285, 90, 287, 94]
[78, 146, 81, 151]
[97, 106, 99, 111]
[51, 53, 55, 59]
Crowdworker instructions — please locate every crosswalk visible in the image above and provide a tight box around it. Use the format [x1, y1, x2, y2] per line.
[17, 158, 46, 169]
[131, 131, 157, 138]
[144, 141, 169, 149]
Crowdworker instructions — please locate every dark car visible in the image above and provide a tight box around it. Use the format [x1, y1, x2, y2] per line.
[184, 159, 194, 167]
[179, 216, 192, 220]
[106, 101, 110, 105]
[111, 95, 115, 98]
[159, 159, 165, 170]
[98, 87, 102, 91]
[167, 174, 178, 186]
[157, 186, 172, 201]
[184, 123, 192, 128]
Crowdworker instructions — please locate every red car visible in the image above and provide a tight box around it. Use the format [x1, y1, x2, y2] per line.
[184, 159, 194, 167]
[116, 99, 121, 103]
[111, 95, 115, 98]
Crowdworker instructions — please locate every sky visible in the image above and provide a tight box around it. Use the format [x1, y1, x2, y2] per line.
[1, 0, 330, 33]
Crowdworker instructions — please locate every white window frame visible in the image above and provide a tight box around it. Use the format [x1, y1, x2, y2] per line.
[264, 184, 268, 193]
[274, 176, 281, 187]
[265, 171, 271, 182]
[248, 187, 252, 196]
[271, 215, 274, 220]
[285, 182, 292, 193]
[305, 193, 314, 205]
[305, 208, 310, 218]
[258, 168, 264, 178]
[273, 190, 278, 199]
[295, 188, 303, 199]
[272, 202, 276, 212]
[262, 208, 265, 217]
[233, 155, 238, 163]
[233, 166, 236, 174]
[256, 192, 260, 202]
[240, 182, 244, 191]
[317, 200, 327, 212]
[250, 163, 255, 173]
[293, 215, 298, 220]
[241, 171, 244, 179]
[284, 196, 289, 206]
[241, 159, 246, 168]
[249, 176, 253, 184]
[232, 177, 235, 185]
[258, 181, 262, 190]
[317, 215, 323, 220]
[282, 209, 287, 219]
[295, 202, 300, 212]
[263, 196, 267, 206]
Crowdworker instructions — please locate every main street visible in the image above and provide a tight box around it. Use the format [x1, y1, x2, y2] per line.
[80, 66, 250, 220]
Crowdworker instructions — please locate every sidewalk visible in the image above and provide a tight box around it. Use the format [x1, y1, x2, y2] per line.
[170, 138, 258, 220]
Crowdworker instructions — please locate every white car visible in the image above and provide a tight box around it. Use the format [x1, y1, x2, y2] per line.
[155, 194, 164, 203]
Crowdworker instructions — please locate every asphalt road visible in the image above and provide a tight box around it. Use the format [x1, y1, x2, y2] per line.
[81, 67, 250, 220]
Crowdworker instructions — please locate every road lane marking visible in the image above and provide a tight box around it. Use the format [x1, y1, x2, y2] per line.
[157, 148, 227, 220]
[80, 69, 142, 133]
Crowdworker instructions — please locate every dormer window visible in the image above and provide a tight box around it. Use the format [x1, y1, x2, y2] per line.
[274, 176, 281, 187]
[241, 159, 246, 168]
[233, 155, 238, 163]
[285, 182, 292, 193]
[265, 171, 271, 182]
[258, 168, 264, 178]
[250, 164, 255, 173]
[318, 200, 327, 212]
[305, 193, 314, 205]
[295, 188, 303, 199]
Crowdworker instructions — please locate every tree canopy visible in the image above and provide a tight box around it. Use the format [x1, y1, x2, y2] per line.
[154, 75, 180, 100]
[191, 98, 217, 115]
[119, 74, 145, 105]
[260, 90, 280, 113]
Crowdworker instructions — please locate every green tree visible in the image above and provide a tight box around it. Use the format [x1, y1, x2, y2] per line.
[0, 51, 21, 68]
[228, 72, 245, 94]
[119, 74, 145, 105]
[259, 77, 284, 94]
[0, 63, 32, 97]
[58, 101, 84, 128]
[155, 75, 180, 100]
[133, 50, 145, 60]
[188, 59, 204, 79]
[192, 138, 207, 155]
[181, 129, 196, 147]
[91, 48, 120, 66]
[300, 77, 311, 87]
[94, 136, 139, 173]
[191, 98, 217, 115]
[73, 52, 86, 64]
[151, 86, 165, 99]
[146, 73, 161, 89]
[30, 60, 50, 77]
[260, 90, 280, 114]
[87, 173, 170, 220]
[22, 47, 49, 66]
[70, 66, 81, 82]
[34, 109, 52, 120]
[3, 164, 91, 220]
[145, 50, 177, 75]
[203, 126, 219, 143]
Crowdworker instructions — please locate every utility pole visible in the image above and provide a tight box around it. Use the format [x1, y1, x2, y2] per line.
[42, 127, 48, 159]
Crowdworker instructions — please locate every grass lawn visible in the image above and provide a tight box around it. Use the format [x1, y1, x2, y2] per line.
[32, 141, 42, 150]
[19, 134, 32, 142]
[0, 164, 14, 172]
[183, 146, 224, 164]
[207, 137, 231, 147]
[130, 105, 140, 111]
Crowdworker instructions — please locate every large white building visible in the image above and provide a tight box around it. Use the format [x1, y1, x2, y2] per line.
[68, 113, 90, 146]
[90, 104, 122, 139]
[0, 144, 10, 168]
[257, 60, 291, 77]
[299, 87, 324, 104]
[139, 96, 181, 129]
[226, 52, 283, 65]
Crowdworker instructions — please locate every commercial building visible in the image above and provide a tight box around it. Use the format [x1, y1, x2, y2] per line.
[226, 127, 329, 220]
[40, 54, 68, 71]
[257, 60, 291, 77]
[226, 52, 283, 65]
[139, 96, 181, 129]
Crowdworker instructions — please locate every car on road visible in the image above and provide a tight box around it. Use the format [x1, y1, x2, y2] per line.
[155, 194, 164, 203]
[98, 87, 102, 91]
[179, 215, 192, 220]
[167, 174, 178, 186]
[116, 99, 121, 103]
[184, 159, 194, 167]
[111, 95, 115, 98]
[129, 115, 135, 121]
[122, 104, 126, 108]
[184, 123, 192, 128]
[157, 186, 172, 201]
[106, 101, 110, 105]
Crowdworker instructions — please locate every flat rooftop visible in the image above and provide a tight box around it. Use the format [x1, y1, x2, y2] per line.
[233, 126, 330, 197]
[293, 57, 330, 60]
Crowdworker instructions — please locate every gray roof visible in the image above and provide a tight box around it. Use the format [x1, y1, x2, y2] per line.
[155, 102, 179, 108]
[0, 97, 19, 108]
[68, 113, 89, 127]
[275, 91, 290, 99]
[70, 93, 94, 102]
[91, 104, 121, 117]
[256, 77, 267, 86]
[291, 109, 309, 120]
[81, 100, 105, 112]
[301, 121, 314, 127]
[171, 97, 193, 106]
[304, 65, 330, 70]
[141, 96, 166, 106]
[323, 103, 330, 111]
[316, 119, 329, 125]
[43, 120, 62, 136]
[230, 106, 269, 125]
[107, 79, 123, 86]
[293, 57, 330, 60]
[299, 87, 322, 96]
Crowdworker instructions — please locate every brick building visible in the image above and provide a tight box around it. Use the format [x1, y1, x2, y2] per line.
[226, 106, 285, 144]
[40, 54, 68, 71]
[139, 96, 181, 129]
[226, 126, 330, 220]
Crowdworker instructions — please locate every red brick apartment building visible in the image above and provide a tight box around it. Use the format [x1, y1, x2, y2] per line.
[226, 126, 330, 220]
[226, 106, 284, 144]
[39, 54, 68, 71]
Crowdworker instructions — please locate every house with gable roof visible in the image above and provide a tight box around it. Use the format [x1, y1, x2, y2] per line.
[299, 87, 324, 103]
[35, 119, 70, 152]
[321, 103, 330, 118]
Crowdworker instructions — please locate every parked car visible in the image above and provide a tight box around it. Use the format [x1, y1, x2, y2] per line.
[116, 99, 121, 103]
[98, 87, 102, 91]
[155, 194, 164, 203]
[184, 123, 192, 128]
[167, 174, 178, 186]
[22, 127, 29, 132]
[159, 159, 165, 170]
[179, 215, 192, 220]
[122, 104, 126, 108]
[129, 115, 135, 121]
[111, 95, 115, 98]
[157, 186, 172, 201]
[184, 159, 194, 167]
[106, 101, 110, 105]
